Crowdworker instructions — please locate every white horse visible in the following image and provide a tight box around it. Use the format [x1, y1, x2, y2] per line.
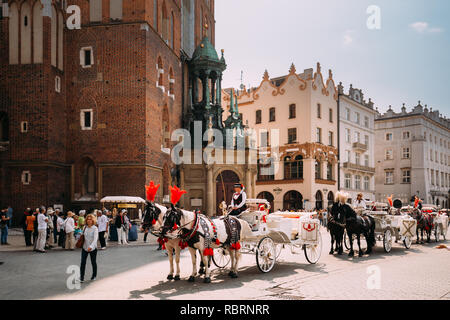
[161, 205, 252, 283]
[144, 202, 192, 281]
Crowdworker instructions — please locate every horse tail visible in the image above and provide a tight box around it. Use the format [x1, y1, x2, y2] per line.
[368, 216, 376, 247]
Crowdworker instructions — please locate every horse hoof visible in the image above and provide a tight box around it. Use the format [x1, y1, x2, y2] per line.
[199, 268, 205, 275]
[358, 252, 364, 257]
[203, 277, 211, 284]
[348, 251, 354, 257]
[338, 249, 343, 255]
[329, 250, 334, 255]
[174, 275, 180, 281]
[167, 275, 174, 280]
[188, 276, 195, 282]
[230, 272, 238, 279]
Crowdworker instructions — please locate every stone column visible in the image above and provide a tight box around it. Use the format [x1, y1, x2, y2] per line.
[206, 164, 214, 216]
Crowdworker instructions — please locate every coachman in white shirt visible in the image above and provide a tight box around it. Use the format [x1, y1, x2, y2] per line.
[229, 183, 247, 216]
[352, 193, 367, 216]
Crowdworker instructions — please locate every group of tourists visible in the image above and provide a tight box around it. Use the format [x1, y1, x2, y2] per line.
[18, 206, 111, 253]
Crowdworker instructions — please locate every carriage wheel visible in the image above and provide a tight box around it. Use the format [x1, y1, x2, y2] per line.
[383, 229, 392, 253]
[435, 225, 441, 243]
[256, 237, 276, 273]
[403, 236, 412, 249]
[304, 232, 322, 264]
[212, 248, 231, 269]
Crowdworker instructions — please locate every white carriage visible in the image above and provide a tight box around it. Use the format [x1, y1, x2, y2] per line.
[422, 206, 449, 242]
[344, 201, 417, 253]
[212, 199, 323, 273]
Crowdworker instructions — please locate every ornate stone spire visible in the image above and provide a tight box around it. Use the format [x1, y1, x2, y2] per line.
[289, 63, 296, 75]
[263, 69, 269, 81]
[328, 69, 333, 79]
[316, 62, 321, 73]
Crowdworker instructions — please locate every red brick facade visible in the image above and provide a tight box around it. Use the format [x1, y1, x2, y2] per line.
[0, 0, 215, 222]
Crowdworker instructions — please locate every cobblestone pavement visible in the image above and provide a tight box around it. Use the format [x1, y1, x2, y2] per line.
[1, 227, 449, 300]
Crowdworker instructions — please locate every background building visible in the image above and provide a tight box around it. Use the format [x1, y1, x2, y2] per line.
[0, 0, 215, 222]
[338, 83, 376, 203]
[225, 63, 339, 211]
[374, 102, 450, 207]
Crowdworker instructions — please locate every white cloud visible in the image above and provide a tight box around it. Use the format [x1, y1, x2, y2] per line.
[409, 22, 443, 34]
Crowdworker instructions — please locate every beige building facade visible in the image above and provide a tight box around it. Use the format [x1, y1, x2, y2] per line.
[338, 84, 377, 203]
[374, 103, 450, 207]
[223, 63, 339, 211]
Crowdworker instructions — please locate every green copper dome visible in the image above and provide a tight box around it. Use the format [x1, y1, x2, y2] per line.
[191, 36, 219, 62]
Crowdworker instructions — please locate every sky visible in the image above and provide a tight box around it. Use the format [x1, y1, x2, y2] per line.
[215, 0, 450, 115]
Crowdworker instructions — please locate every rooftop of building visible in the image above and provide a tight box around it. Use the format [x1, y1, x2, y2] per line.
[375, 102, 450, 130]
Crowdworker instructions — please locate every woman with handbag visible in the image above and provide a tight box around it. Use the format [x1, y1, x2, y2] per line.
[79, 214, 99, 283]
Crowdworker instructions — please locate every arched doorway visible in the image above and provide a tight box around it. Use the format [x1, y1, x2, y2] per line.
[257, 191, 274, 213]
[283, 190, 303, 211]
[327, 191, 334, 208]
[216, 170, 240, 214]
[315, 190, 323, 210]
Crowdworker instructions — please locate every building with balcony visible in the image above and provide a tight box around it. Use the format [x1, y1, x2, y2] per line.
[374, 102, 450, 207]
[223, 63, 338, 211]
[338, 84, 377, 202]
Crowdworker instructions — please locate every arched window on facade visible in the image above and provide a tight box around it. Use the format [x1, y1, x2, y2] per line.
[315, 160, 321, 180]
[327, 162, 333, 180]
[327, 191, 334, 208]
[58, 11, 64, 70]
[168, 68, 174, 97]
[20, 1, 32, 64]
[162, 2, 169, 43]
[82, 158, 96, 196]
[170, 11, 174, 48]
[157, 57, 164, 88]
[51, 6, 57, 66]
[33, 1, 43, 63]
[284, 155, 303, 180]
[9, 2, 19, 64]
[283, 191, 303, 211]
[315, 190, 323, 210]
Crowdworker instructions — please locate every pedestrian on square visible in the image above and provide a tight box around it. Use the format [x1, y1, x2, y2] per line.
[318, 210, 323, 226]
[323, 209, 328, 227]
[23, 208, 34, 246]
[115, 209, 128, 245]
[53, 209, 59, 244]
[32, 208, 39, 249]
[64, 211, 76, 250]
[79, 214, 99, 283]
[7, 205, 13, 227]
[46, 208, 55, 249]
[96, 210, 108, 250]
[78, 211, 86, 229]
[35, 207, 48, 253]
[123, 210, 130, 242]
[56, 211, 65, 247]
[0, 206, 10, 245]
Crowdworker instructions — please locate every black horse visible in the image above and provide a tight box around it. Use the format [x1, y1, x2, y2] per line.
[328, 203, 346, 255]
[410, 208, 433, 243]
[340, 204, 376, 257]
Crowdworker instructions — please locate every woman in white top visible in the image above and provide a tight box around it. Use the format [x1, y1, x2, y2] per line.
[64, 211, 76, 250]
[79, 214, 99, 282]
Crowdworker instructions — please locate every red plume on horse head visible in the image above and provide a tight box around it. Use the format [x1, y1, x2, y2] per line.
[145, 181, 160, 202]
[170, 185, 187, 206]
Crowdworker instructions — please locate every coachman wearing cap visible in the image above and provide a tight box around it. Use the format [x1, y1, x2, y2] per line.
[229, 183, 247, 216]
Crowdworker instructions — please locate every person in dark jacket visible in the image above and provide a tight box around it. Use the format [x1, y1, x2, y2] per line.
[229, 183, 247, 216]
